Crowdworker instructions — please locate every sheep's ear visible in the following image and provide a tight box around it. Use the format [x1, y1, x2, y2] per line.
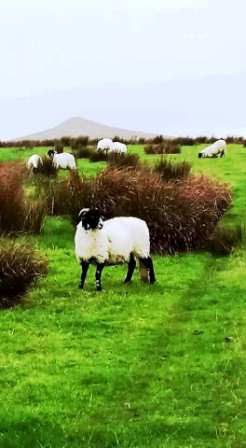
[78, 208, 89, 218]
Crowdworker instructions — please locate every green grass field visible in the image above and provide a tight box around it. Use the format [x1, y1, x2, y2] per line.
[0, 145, 246, 447]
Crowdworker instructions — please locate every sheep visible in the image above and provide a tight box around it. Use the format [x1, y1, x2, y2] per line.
[74, 208, 156, 291]
[47, 149, 76, 170]
[97, 138, 113, 153]
[110, 142, 127, 154]
[47, 149, 57, 157]
[27, 154, 42, 171]
[198, 139, 226, 158]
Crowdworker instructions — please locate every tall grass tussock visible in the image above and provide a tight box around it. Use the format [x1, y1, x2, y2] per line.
[145, 141, 181, 154]
[0, 240, 48, 308]
[107, 152, 140, 169]
[47, 163, 231, 254]
[73, 147, 94, 159]
[89, 151, 108, 162]
[74, 149, 140, 167]
[206, 224, 245, 255]
[0, 161, 46, 234]
[34, 156, 57, 177]
[154, 157, 191, 180]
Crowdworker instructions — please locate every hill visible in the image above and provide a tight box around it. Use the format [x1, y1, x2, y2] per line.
[18, 116, 156, 140]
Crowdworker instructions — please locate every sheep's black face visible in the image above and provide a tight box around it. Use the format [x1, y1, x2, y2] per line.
[79, 208, 103, 231]
[47, 149, 55, 158]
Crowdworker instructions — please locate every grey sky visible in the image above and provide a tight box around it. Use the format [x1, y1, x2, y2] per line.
[0, 0, 245, 138]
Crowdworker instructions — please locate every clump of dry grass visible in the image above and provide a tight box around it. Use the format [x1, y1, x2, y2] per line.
[71, 136, 89, 149]
[0, 162, 27, 234]
[0, 240, 48, 308]
[0, 161, 46, 235]
[73, 147, 94, 159]
[154, 157, 191, 181]
[47, 166, 231, 254]
[145, 141, 181, 154]
[32, 156, 57, 177]
[107, 152, 140, 169]
[89, 151, 108, 162]
[205, 224, 245, 255]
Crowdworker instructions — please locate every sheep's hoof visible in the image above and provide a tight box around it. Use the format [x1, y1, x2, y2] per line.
[96, 286, 102, 292]
[79, 283, 84, 289]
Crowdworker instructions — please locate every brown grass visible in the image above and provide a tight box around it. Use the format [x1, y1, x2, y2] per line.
[48, 166, 231, 254]
[0, 161, 46, 234]
[89, 151, 108, 162]
[107, 152, 140, 169]
[205, 224, 245, 255]
[154, 157, 191, 181]
[145, 141, 181, 154]
[29, 156, 57, 177]
[73, 147, 94, 159]
[0, 239, 48, 308]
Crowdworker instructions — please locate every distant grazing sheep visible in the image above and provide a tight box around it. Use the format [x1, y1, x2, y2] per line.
[97, 138, 113, 152]
[47, 150, 76, 170]
[47, 149, 56, 158]
[198, 139, 226, 158]
[110, 142, 127, 154]
[27, 154, 42, 171]
[75, 208, 156, 291]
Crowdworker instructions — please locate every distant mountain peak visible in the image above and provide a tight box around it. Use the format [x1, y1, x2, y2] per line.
[18, 116, 156, 140]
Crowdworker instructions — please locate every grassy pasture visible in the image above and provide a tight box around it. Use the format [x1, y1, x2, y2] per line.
[0, 144, 246, 447]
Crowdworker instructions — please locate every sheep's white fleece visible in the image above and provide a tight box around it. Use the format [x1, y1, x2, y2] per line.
[200, 139, 226, 158]
[27, 154, 42, 169]
[110, 142, 127, 154]
[75, 217, 150, 264]
[97, 138, 113, 152]
[53, 153, 76, 169]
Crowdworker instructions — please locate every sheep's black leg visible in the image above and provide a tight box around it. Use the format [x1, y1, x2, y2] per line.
[140, 257, 156, 283]
[124, 253, 136, 283]
[79, 260, 89, 289]
[95, 263, 104, 291]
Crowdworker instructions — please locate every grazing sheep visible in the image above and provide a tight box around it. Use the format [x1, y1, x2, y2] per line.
[75, 208, 156, 291]
[47, 149, 57, 157]
[97, 138, 113, 152]
[198, 139, 226, 158]
[110, 142, 127, 154]
[27, 154, 42, 171]
[48, 149, 76, 170]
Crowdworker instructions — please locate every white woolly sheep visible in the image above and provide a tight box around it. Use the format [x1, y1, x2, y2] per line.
[27, 154, 42, 171]
[47, 150, 76, 170]
[97, 138, 113, 152]
[74, 208, 156, 291]
[198, 139, 226, 158]
[110, 142, 127, 154]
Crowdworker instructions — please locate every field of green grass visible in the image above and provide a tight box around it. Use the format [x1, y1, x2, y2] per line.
[0, 145, 246, 447]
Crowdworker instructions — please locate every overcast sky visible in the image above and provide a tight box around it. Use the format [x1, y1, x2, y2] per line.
[0, 0, 245, 138]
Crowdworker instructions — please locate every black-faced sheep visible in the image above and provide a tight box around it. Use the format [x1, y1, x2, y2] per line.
[74, 208, 156, 291]
[47, 149, 76, 170]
